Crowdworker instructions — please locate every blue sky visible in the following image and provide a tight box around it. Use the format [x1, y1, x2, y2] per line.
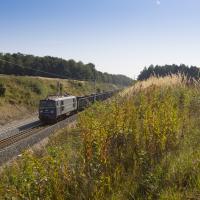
[0, 0, 200, 78]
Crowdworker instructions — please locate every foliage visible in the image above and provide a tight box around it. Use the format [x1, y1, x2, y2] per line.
[0, 52, 133, 86]
[1, 76, 200, 199]
[0, 83, 6, 96]
[138, 64, 200, 81]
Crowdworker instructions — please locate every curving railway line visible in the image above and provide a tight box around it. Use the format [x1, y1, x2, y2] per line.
[0, 124, 45, 150]
[0, 114, 77, 166]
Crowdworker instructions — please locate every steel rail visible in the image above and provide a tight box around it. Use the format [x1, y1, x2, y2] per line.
[0, 125, 45, 150]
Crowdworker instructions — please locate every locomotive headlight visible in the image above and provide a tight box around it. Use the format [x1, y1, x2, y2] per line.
[50, 110, 54, 114]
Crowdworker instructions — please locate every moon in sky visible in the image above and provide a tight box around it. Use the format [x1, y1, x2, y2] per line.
[156, 0, 161, 5]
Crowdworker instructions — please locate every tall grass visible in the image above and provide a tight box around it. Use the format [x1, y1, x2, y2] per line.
[120, 74, 187, 97]
[1, 75, 200, 199]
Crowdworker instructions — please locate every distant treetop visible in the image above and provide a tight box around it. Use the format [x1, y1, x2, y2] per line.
[0, 53, 132, 86]
[138, 64, 200, 81]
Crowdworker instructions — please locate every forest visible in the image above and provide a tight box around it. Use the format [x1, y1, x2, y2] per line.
[0, 53, 132, 86]
[138, 64, 200, 81]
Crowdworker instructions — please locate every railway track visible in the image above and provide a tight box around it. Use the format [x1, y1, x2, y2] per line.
[0, 124, 45, 150]
[0, 115, 77, 166]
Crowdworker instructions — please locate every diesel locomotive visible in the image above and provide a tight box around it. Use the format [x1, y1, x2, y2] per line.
[39, 91, 116, 123]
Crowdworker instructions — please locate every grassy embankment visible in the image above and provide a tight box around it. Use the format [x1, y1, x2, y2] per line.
[1, 75, 200, 199]
[0, 75, 119, 125]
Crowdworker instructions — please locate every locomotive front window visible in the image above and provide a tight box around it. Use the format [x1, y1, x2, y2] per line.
[40, 100, 56, 107]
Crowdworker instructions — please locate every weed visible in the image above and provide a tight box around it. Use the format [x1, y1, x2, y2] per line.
[1, 75, 200, 199]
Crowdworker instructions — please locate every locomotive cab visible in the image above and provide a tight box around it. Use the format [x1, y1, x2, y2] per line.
[39, 96, 77, 123]
[39, 99, 57, 122]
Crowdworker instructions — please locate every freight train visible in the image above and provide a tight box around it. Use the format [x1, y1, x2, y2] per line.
[39, 91, 116, 123]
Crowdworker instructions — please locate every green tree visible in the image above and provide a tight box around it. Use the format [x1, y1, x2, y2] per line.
[0, 52, 132, 86]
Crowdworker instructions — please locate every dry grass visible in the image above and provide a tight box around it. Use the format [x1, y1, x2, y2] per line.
[0, 103, 34, 125]
[120, 74, 187, 97]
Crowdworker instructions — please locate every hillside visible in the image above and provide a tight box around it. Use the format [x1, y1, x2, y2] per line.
[0, 75, 120, 125]
[1, 75, 200, 199]
[0, 53, 133, 86]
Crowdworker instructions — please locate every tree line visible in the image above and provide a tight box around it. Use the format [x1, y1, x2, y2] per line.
[0, 53, 132, 86]
[138, 64, 200, 81]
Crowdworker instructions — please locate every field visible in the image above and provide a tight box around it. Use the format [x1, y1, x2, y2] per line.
[0, 75, 119, 125]
[1, 75, 200, 199]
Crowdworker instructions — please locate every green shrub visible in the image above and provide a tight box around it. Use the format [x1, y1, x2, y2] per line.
[50, 83, 56, 90]
[77, 82, 83, 87]
[29, 81, 44, 95]
[0, 83, 6, 96]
